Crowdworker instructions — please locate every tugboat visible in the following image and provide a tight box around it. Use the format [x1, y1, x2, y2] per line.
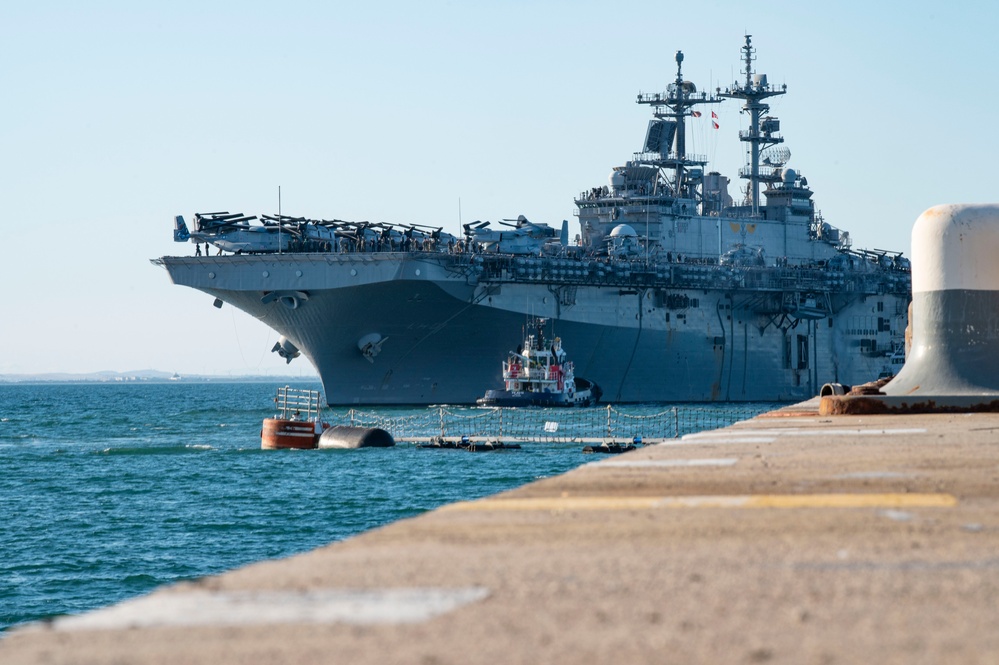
[477, 319, 602, 407]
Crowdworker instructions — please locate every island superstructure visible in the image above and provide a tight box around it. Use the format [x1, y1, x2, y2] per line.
[154, 36, 910, 405]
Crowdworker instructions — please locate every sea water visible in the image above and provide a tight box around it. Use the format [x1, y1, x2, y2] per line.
[0, 382, 776, 632]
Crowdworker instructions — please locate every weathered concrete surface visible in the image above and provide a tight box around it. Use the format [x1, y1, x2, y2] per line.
[5, 410, 999, 664]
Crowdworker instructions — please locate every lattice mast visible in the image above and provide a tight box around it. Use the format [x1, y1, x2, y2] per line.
[636, 50, 722, 200]
[718, 34, 787, 215]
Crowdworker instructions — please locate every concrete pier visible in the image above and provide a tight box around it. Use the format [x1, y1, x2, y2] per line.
[5, 401, 999, 663]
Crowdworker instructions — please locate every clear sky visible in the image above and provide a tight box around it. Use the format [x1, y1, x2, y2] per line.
[2, 1, 996, 376]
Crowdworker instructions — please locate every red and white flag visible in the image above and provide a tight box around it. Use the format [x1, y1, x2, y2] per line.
[691, 110, 702, 117]
[711, 111, 719, 129]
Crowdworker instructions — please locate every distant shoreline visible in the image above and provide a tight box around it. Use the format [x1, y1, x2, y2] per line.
[0, 374, 320, 385]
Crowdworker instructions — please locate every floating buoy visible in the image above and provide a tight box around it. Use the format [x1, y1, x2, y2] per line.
[317, 425, 394, 449]
[261, 386, 325, 450]
[419, 435, 471, 449]
[582, 443, 637, 454]
[466, 441, 520, 452]
[417, 437, 520, 451]
[419, 438, 463, 449]
[261, 417, 320, 450]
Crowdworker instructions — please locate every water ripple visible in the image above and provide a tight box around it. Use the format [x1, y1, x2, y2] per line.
[0, 382, 774, 632]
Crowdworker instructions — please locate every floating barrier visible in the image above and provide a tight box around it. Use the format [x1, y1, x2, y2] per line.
[326, 404, 770, 446]
[317, 425, 395, 449]
[466, 441, 520, 452]
[582, 443, 639, 454]
[418, 436, 521, 452]
[263, 395, 770, 451]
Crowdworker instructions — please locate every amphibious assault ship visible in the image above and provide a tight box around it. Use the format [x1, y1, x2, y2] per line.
[154, 36, 911, 405]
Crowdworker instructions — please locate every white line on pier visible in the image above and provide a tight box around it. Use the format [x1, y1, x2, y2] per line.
[43, 587, 491, 631]
[678, 428, 927, 445]
[589, 458, 739, 468]
[672, 436, 777, 445]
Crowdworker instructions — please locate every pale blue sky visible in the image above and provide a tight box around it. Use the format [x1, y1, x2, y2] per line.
[2, 1, 996, 375]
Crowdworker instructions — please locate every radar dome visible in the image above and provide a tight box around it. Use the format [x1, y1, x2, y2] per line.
[609, 170, 625, 188]
[609, 224, 637, 238]
[783, 168, 797, 184]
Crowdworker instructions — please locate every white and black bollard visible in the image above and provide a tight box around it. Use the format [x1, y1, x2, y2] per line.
[885, 204, 999, 397]
[822, 203, 999, 414]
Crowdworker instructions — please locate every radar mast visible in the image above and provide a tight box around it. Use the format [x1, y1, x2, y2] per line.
[718, 35, 787, 216]
[636, 50, 722, 201]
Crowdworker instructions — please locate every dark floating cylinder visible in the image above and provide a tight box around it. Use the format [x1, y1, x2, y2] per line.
[318, 425, 395, 449]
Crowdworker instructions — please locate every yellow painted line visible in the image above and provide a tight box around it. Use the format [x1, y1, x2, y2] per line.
[441, 493, 957, 512]
[736, 493, 957, 508]
[443, 496, 663, 512]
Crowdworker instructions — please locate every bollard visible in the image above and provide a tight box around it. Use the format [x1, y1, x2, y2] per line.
[821, 203, 999, 414]
[884, 204, 999, 397]
[820, 383, 850, 397]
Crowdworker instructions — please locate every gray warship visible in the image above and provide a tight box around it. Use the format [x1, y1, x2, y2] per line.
[154, 36, 911, 405]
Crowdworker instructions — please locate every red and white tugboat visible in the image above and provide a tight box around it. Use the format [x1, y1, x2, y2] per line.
[477, 319, 602, 407]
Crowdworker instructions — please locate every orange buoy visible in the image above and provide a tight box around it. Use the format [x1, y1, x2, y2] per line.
[261, 417, 319, 450]
[261, 386, 328, 450]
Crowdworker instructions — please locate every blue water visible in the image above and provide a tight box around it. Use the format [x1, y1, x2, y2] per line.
[0, 382, 774, 632]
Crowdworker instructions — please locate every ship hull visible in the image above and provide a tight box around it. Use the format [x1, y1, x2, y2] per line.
[478, 379, 601, 407]
[157, 39, 913, 405]
[477, 391, 579, 407]
[157, 253, 908, 405]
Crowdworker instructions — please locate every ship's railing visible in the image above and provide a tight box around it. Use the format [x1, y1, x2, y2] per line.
[575, 191, 677, 207]
[326, 404, 773, 445]
[636, 90, 716, 107]
[171, 244, 909, 296]
[468, 254, 910, 296]
[630, 151, 708, 165]
[738, 165, 783, 180]
[738, 130, 784, 141]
